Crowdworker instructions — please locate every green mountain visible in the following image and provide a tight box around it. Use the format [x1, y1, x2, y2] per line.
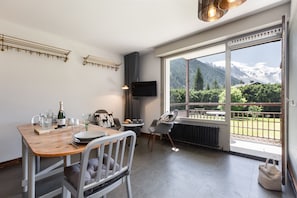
[170, 58, 241, 89]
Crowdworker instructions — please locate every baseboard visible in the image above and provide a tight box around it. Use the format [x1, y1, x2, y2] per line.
[0, 158, 22, 169]
[288, 162, 297, 196]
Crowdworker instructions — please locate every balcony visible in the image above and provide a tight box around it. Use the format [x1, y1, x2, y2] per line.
[178, 103, 282, 160]
[230, 109, 281, 161]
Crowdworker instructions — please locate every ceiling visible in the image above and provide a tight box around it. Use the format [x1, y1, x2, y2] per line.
[0, 0, 290, 55]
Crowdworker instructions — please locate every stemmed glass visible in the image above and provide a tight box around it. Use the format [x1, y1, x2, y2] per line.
[82, 113, 91, 132]
[70, 118, 80, 134]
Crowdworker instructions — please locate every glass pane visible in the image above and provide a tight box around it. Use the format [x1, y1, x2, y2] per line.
[169, 58, 186, 112]
[167, 45, 226, 121]
[189, 53, 226, 120]
[230, 41, 281, 108]
[230, 41, 281, 143]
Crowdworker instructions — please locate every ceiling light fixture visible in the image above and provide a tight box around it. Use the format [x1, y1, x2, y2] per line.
[198, 0, 246, 22]
[218, 0, 246, 10]
[198, 0, 227, 22]
[122, 84, 129, 90]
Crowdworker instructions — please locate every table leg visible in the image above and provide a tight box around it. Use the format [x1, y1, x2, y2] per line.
[124, 126, 141, 146]
[22, 137, 28, 192]
[28, 149, 36, 198]
[64, 155, 71, 166]
[124, 126, 141, 136]
[64, 155, 71, 198]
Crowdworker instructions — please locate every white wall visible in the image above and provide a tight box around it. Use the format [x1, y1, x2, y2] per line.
[0, 19, 124, 163]
[139, 52, 161, 132]
[288, 0, 297, 188]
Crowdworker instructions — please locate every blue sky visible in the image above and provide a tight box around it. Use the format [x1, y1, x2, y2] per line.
[198, 41, 281, 67]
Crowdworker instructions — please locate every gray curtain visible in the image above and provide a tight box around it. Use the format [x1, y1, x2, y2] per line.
[124, 52, 140, 119]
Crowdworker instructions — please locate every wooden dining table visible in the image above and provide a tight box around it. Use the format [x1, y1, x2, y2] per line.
[17, 123, 120, 198]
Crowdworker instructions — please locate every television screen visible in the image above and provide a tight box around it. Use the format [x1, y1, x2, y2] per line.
[131, 81, 157, 97]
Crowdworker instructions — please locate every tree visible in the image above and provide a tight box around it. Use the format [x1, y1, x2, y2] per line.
[170, 89, 186, 103]
[212, 79, 220, 89]
[194, 67, 204, 91]
[219, 87, 247, 111]
[248, 105, 263, 119]
[239, 83, 281, 112]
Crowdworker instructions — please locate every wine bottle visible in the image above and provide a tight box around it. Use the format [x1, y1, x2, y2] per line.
[57, 101, 66, 128]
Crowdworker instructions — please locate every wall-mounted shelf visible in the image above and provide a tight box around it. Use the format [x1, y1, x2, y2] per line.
[0, 34, 71, 62]
[82, 55, 121, 71]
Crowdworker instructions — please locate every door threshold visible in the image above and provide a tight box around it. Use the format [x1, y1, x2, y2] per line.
[230, 139, 281, 161]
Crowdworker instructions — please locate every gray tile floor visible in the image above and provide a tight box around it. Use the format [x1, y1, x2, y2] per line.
[0, 136, 295, 198]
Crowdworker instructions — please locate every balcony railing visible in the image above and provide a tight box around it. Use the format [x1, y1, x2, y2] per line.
[174, 103, 281, 145]
[189, 109, 225, 121]
[230, 110, 281, 145]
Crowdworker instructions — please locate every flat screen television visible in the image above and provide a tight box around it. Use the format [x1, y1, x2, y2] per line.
[131, 81, 157, 97]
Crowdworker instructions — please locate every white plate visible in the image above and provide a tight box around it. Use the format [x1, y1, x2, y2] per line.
[73, 138, 90, 144]
[74, 131, 106, 140]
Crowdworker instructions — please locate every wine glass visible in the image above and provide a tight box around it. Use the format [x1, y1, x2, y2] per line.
[82, 113, 91, 132]
[71, 118, 80, 140]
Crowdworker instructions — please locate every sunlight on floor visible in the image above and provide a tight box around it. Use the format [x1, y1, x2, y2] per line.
[230, 139, 281, 161]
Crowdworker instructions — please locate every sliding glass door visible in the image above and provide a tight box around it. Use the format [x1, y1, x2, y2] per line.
[228, 41, 282, 154]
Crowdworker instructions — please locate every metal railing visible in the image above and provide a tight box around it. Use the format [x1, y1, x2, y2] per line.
[188, 109, 225, 121]
[230, 110, 281, 145]
[173, 103, 282, 145]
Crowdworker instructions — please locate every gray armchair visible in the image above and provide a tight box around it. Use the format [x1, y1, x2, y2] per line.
[147, 110, 179, 152]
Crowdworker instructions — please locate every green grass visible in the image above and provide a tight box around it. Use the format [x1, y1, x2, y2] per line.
[231, 117, 281, 140]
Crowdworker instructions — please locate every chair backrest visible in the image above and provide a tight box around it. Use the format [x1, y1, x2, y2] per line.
[158, 109, 178, 124]
[153, 110, 178, 134]
[76, 131, 136, 197]
[92, 109, 119, 129]
[95, 109, 108, 114]
[170, 109, 178, 122]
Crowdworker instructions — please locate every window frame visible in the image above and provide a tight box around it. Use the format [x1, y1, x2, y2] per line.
[161, 25, 283, 124]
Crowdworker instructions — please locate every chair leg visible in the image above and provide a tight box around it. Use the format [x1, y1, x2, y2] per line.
[36, 156, 40, 172]
[147, 133, 151, 145]
[151, 134, 156, 152]
[62, 185, 71, 198]
[147, 133, 155, 152]
[126, 175, 133, 198]
[167, 134, 179, 152]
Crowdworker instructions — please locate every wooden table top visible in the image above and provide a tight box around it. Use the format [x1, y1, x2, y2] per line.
[17, 124, 119, 157]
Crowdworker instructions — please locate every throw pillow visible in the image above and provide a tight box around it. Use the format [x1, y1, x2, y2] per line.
[94, 113, 115, 128]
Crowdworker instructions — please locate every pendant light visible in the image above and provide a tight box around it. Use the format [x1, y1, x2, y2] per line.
[218, 0, 246, 10]
[122, 84, 129, 90]
[198, 0, 227, 22]
[198, 0, 247, 22]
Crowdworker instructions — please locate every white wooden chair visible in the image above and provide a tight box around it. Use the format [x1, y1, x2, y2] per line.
[63, 131, 136, 198]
